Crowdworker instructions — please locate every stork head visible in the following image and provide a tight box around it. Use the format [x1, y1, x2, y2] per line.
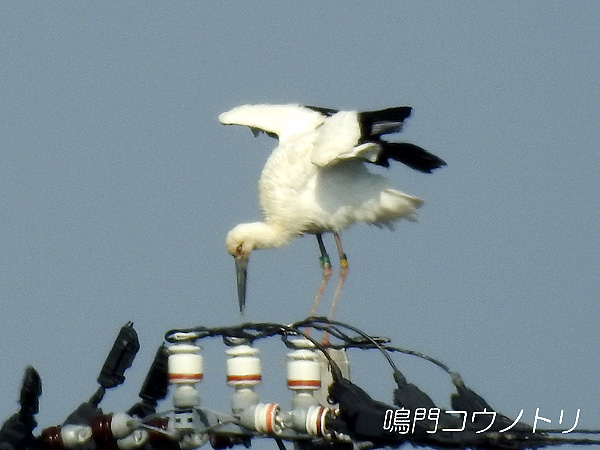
[225, 221, 295, 314]
[225, 227, 255, 314]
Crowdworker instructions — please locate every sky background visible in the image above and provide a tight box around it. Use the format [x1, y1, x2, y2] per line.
[1, 2, 599, 448]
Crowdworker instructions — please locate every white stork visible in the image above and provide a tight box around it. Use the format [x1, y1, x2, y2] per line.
[219, 104, 445, 316]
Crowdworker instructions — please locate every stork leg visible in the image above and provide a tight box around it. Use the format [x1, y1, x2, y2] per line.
[322, 233, 349, 346]
[309, 233, 332, 317]
[328, 232, 349, 320]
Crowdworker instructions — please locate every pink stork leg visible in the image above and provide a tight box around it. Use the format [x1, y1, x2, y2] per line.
[310, 234, 332, 317]
[328, 232, 349, 320]
[322, 233, 349, 346]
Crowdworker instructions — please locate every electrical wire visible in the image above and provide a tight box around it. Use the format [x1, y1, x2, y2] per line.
[165, 321, 344, 381]
[4, 319, 597, 450]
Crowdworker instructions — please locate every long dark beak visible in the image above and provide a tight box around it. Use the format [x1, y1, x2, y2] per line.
[235, 256, 248, 314]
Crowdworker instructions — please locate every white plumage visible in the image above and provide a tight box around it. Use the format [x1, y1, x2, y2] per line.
[219, 103, 445, 315]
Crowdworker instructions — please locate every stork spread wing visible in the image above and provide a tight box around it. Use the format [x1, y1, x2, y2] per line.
[218, 104, 324, 141]
[219, 104, 446, 174]
[310, 106, 446, 173]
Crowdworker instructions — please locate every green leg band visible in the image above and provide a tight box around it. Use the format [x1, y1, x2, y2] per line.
[319, 254, 331, 268]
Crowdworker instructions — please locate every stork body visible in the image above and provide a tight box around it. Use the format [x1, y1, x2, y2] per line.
[220, 104, 446, 314]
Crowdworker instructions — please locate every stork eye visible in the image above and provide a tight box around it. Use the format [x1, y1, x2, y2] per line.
[236, 244, 243, 255]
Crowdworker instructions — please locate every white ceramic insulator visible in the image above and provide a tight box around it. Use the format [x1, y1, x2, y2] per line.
[287, 349, 321, 390]
[173, 384, 200, 408]
[226, 344, 262, 386]
[305, 406, 330, 438]
[231, 386, 259, 416]
[60, 425, 93, 448]
[288, 338, 315, 349]
[110, 413, 136, 439]
[253, 403, 282, 435]
[117, 429, 148, 450]
[168, 344, 204, 384]
[180, 433, 209, 450]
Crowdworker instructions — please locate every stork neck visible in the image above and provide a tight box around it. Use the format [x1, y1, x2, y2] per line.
[241, 221, 295, 250]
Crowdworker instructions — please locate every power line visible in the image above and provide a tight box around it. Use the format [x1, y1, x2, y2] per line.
[1, 320, 598, 450]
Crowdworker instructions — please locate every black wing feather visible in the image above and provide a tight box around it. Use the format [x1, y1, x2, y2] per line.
[375, 142, 447, 173]
[359, 107, 413, 139]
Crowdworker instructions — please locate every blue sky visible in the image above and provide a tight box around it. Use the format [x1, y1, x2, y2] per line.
[1, 2, 598, 448]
